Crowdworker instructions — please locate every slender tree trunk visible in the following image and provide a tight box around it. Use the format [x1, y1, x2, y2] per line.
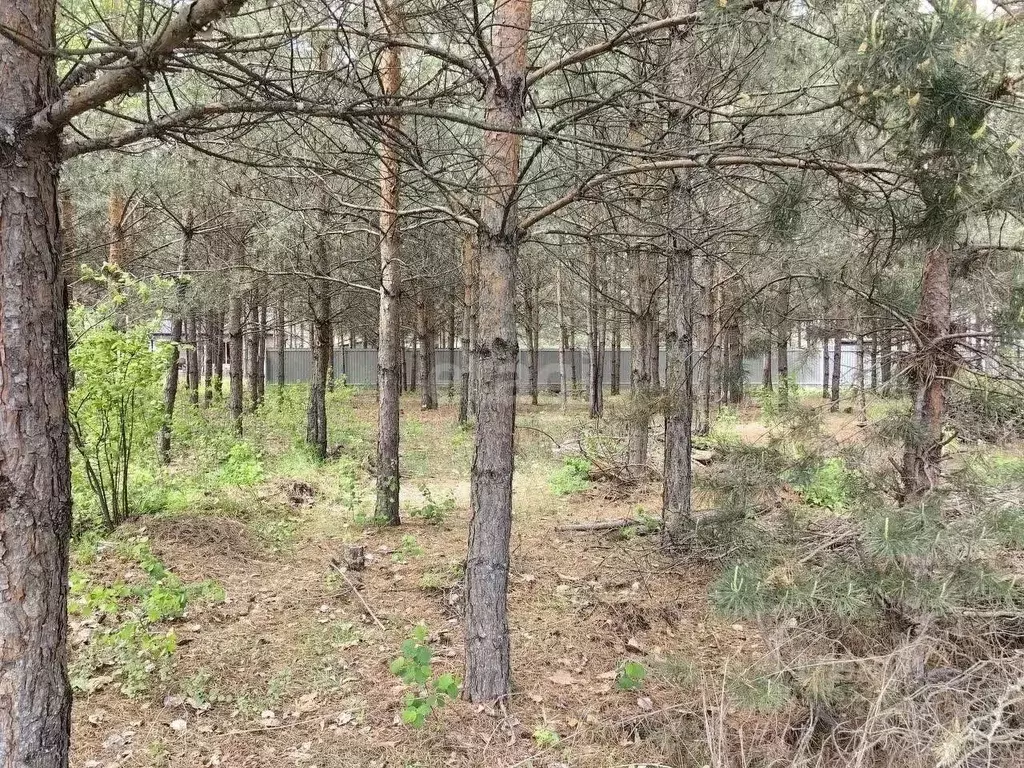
[0, 6, 73, 758]
[257, 304, 267, 402]
[459, 234, 475, 424]
[246, 292, 261, 414]
[228, 296, 244, 436]
[822, 333, 831, 399]
[203, 314, 216, 407]
[557, 265, 568, 410]
[375, 11, 403, 524]
[708, 266, 724, 415]
[306, 293, 331, 459]
[855, 315, 867, 423]
[776, 277, 791, 409]
[610, 320, 621, 396]
[830, 326, 842, 412]
[627, 252, 653, 476]
[901, 241, 955, 500]
[186, 315, 200, 406]
[880, 323, 892, 389]
[763, 345, 773, 391]
[276, 305, 286, 400]
[214, 312, 226, 403]
[158, 225, 192, 463]
[417, 288, 438, 410]
[691, 248, 713, 435]
[465, 0, 530, 704]
[588, 245, 603, 418]
[530, 274, 541, 406]
[869, 334, 878, 392]
[569, 324, 579, 393]
[724, 313, 743, 404]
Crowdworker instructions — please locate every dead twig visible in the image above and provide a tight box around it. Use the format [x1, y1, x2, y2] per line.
[330, 562, 386, 631]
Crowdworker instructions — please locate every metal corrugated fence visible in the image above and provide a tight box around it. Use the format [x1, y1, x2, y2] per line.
[265, 344, 871, 390]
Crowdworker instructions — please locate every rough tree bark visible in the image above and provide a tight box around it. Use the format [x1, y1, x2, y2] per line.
[306, 289, 332, 459]
[588, 245, 604, 418]
[464, 0, 531, 704]
[276, 304, 286, 400]
[662, 0, 699, 548]
[375, 4, 403, 525]
[901, 241, 955, 499]
[246, 291, 261, 413]
[557, 265, 568, 410]
[213, 312, 226, 402]
[0, 4, 73, 763]
[627, 252, 654, 475]
[186, 315, 200, 406]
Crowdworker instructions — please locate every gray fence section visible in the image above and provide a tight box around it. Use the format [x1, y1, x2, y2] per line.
[266, 344, 871, 390]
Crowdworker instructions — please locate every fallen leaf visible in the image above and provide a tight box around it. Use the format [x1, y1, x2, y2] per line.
[169, 719, 187, 733]
[548, 670, 575, 686]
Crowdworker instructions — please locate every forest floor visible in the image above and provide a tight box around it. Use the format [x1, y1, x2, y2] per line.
[67, 387, 1022, 768]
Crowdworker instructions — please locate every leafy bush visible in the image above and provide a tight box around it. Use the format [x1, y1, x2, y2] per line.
[408, 485, 455, 524]
[389, 624, 460, 727]
[785, 457, 855, 510]
[548, 456, 592, 496]
[214, 441, 265, 487]
[69, 271, 169, 530]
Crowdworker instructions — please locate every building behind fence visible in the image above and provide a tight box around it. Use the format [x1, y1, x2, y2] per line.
[265, 344, 869, 391]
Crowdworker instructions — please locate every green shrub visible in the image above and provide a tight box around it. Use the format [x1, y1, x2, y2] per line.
[390, 624, 460, 728]
[786, 457, 854, 510]
[549, 456, 592, 496]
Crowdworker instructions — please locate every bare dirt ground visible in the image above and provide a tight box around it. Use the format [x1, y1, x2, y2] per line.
[71, 394, 774, 768]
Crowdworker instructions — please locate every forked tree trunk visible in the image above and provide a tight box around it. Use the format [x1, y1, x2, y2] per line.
[228, 296, 244, 436]
[465, 0, 530, 704]
[0, 7, 73, 760]
[901, 242, 955, 500]
[158, 226, 192, 464]
[375, 10, 403, 525]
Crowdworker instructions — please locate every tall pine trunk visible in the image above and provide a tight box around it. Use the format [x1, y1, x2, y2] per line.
[627, 252, 653, 475]
[306, 293, 331, 459]
[459, 234, 475, 424]
[588, 246, 604, 418]
[375, 10, 403, 524]
[776, 277, 791, 409]
[465, 0, 530, 704]
[830, 327, 842, 412]
[557, 266, 568, 410]
[276, 305, 287, 401]
[246, 292, 261, 414]
[186, 315, 200, 406]
[417, 289, 438, 410]
[0, 3, 72, 760]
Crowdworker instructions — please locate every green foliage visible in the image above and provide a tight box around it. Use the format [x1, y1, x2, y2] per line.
[727, 668, 792, 713]
[408, 485, 455, 524]
[532, 728, 561, 748]
[215, 442, 266, 487]
[548, 456, 592, 496]
[392, 534, 424, 563]
[389, 625, 460, 728]
[70, 537, 223, 696]
[786, 457, 855, 510]
[616, 660, 647, 691]
[69, 270, 170, 531]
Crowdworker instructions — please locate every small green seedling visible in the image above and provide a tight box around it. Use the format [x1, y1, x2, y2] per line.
[390, 624, 460, 728]
[616, 660, 647, 691]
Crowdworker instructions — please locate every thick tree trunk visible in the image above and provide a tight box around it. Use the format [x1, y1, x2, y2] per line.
[662, 0, 698, 547]
[228, 296, 244, 435]
[465, 0, 530, 704]
[724, 314, 743, 404]
[306, 294, 331, 459]
[0, 7, 73, 759]
[158, 227, 191, 464]
[901, 242, 955, 500]
[375, 15, 403, 525]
